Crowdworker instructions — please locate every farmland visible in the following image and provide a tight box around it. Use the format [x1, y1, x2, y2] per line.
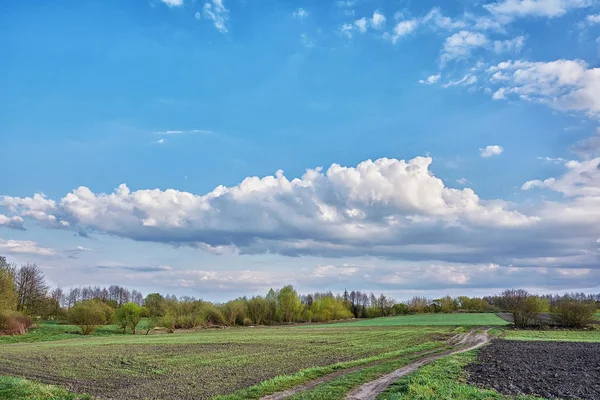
[1, 314, 599, 400]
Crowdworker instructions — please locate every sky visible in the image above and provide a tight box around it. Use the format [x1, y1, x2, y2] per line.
[1, 0, 600, 301]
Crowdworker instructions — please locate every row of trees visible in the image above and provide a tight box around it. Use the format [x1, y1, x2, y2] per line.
[1, 255, 599, 335]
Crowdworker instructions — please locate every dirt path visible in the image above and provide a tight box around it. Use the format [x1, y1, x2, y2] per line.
[345, 329, 491, 400]
[260, 348, 448, 400]
[260, 329, 489, 400]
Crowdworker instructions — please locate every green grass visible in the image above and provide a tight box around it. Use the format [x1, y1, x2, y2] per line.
[0, 321, 127, 344]
[0, 376, 92, 400]
[0, 325, 454, 400]
[310, 313, 509, 327]
[499, 328, 600, 342]
[377, 351, 543, 400]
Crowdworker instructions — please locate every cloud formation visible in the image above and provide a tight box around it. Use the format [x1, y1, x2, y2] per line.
[480, 145, 504, 157]
[0, 214, 25, 230]
[0, 239, 56, 256]
[203, 0, 228, 33]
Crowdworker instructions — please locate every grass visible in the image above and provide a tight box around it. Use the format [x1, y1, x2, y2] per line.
[0, 321, 127, 345]
[0, 376, 92, 400]
[0, 325, 454, 400]
[377, 351, 543, 400]
[499, 328, 600, 342]
[310, 313, 509, 327]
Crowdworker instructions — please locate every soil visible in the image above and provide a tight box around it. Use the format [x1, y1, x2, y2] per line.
[467, 339, 600, 399]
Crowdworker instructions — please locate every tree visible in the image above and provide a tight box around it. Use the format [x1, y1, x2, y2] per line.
[68, 300, 112, 335]
[500, 289, 543, 328]
[247, 296, 269, 325]
[115, 302, 143, 334]
[0, 257, 17, 311]
[144, 293, 166, 317]
[15, 263, 48, 315]
[552, 299, 597, 328]
[277, 285, 302, 323]
[222, 300, 246, 326]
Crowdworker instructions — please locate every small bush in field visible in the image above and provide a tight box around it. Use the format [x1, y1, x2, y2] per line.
[115, 302, 143, 334]
[0, 311, 33, 335]
[67, 300, 112, 335]
[552, 300, 597, 328]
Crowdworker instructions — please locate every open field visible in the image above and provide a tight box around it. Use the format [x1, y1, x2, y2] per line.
[499, 329, 600, 342]
[0, 325, 454, 400]
[306, 313, 509, 327]
[467, 340, 600, 399]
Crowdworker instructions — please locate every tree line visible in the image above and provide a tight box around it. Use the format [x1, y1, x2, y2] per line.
[1, 255, 599, 335]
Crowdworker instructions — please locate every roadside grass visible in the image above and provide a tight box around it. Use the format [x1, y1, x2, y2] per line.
[0, 326, 453, 400]
[377, 351, 543, 400]
[307, 313, 509, 328]
[0, 376, 92, 400]
[499, 329, 600, 342]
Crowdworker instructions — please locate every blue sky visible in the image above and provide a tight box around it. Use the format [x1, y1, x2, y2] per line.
[1, 0, 600, 301]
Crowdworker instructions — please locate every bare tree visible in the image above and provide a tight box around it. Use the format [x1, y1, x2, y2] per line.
[15, 263, 49, 315]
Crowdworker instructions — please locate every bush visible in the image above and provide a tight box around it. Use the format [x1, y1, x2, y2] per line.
[0, 310, 33, 335]
[115, 302, 143, 334]
[67, 300, 112, 335]
[552, 300, 597, 328]
[500, 289, 543, 328]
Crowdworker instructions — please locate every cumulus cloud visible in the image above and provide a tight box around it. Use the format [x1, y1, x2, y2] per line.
[486, 59, 600, 115]
[371, 10, 386, 29]
[293, 8, 308, 19]
[494, 36, 526, 53]
[202, 0, 228, 33]
[570, 128, 600, 157]
[1, 156, 541, 263]
[389, 19, 419, 43]
[0, 239, 56, 256]
[441, 31, 489, 63]
[422, 8, 467, 30]
[354, 17, 368, 33]
[480, 145, 504, 157]
[160, 0, 183, 7]
[484, 0, 592, 19]
[419, 74, 441, 84]
[341, 23, 353, 38]
[522, 157, 600, 196]
[0, 214, 25, 230]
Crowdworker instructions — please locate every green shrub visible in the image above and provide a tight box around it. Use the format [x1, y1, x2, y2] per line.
[552, 300, 597, 328]
[67, 300, 112, 335]
[115, 302, 143, 334]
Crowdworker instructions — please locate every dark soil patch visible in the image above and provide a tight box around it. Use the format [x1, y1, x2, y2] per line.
[467, 339, 600, 399]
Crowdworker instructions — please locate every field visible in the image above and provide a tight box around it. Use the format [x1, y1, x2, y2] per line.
[309, 313, 509, 327]
[1, 314, 598, 400]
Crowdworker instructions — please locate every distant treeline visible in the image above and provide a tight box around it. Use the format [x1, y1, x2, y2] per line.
[1, 256, 599, 335]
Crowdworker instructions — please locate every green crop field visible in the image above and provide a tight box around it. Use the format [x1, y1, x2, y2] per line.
[499, 329, 600, 342]
[0, 325, 455, 400]
[309, 313, 509, 327]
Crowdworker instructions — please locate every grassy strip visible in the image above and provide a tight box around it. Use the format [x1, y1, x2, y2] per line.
[499, 329, 600, 342]
[377, 351, 543, 400]
[215, 342, 448, 400]
[300, 314, 509, 328]
[0, 376, 92, 400]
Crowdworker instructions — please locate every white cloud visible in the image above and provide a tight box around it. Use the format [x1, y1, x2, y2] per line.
[371, 10, 387, 29]
[203, 0, 229, 33]
[0, 215, 24, 230]
[522, 157, 600, 196]
[419, 74, 441, 84]
[494, 35, 526, 53]
[457, 178, 470, 185]
[0, 239, 56, 256]
[570, 128, 600, 157]
[389, 19, 419, 43]
[480, 145, 504, 157]
[484, 0, 592, 19]
[422, 8, 467, 30]
[160, 0, 183, 7]
[443, 74, 478, 87]
[154, 129, 214, 135]
[441, 31, 489, 63]
[1, 156, 539, 262]
[486, 59, 600, 115]
[293, 8, 308, 19]
[354, 17, 368, 33]
[341, 23, 353, 38]
[586, 14, 600, 24]
[156, 138, 166, 144]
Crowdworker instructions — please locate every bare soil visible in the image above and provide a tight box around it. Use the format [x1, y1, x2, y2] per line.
[467, 339, 600, 399]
